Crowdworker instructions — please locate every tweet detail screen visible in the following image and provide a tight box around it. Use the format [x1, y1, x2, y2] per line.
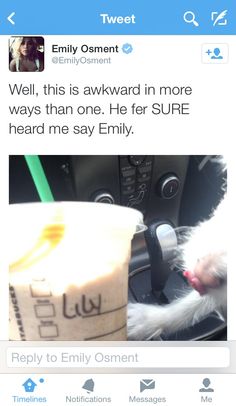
[0, 1, 236, 405]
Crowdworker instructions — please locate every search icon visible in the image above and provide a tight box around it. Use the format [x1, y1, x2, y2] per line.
[183, 11, 199, 27]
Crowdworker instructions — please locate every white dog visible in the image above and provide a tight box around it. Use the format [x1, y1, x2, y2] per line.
[128, 166, 227, 340]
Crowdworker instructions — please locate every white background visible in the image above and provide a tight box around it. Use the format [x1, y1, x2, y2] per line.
[0, 35, 235, 341]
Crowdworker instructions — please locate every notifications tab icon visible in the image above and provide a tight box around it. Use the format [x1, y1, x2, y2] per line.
[140, 379, 155, 393]
[82, 379, 95, 394]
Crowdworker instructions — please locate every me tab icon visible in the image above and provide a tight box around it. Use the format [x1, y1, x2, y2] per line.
[199, 378, 214, 393]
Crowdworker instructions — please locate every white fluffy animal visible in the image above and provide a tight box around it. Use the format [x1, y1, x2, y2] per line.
[128, 174, 227, 340]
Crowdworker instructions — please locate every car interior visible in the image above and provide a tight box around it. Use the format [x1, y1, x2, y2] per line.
[9, 155, 227, 341]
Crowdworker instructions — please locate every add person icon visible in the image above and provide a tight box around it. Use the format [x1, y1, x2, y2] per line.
[211, 48, 223, 60]
[199, 378, 214, 392]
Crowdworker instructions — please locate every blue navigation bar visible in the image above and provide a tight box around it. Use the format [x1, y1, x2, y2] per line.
[0, 0, 235, 34]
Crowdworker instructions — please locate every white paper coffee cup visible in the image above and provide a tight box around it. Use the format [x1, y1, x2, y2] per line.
[9, 202, 145, 341]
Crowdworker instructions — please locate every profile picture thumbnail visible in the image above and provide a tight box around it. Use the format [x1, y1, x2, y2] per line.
[9, 36, 44, 72]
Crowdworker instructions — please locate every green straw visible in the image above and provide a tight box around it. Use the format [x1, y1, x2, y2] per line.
[24, 155, 54, 202]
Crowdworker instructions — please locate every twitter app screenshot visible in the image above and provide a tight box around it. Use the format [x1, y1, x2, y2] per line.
[0, 1, 236, 404]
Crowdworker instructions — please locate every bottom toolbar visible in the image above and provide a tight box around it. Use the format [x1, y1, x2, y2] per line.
[0, 374, 234, 405]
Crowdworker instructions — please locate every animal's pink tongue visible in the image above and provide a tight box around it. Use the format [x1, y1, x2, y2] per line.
[183, 270, 207, 295]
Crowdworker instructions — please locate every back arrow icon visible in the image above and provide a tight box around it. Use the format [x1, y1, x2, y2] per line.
[7, 12, 15, 25]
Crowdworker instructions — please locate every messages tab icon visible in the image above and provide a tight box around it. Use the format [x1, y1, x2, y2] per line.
[140, 379, 155, 392]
